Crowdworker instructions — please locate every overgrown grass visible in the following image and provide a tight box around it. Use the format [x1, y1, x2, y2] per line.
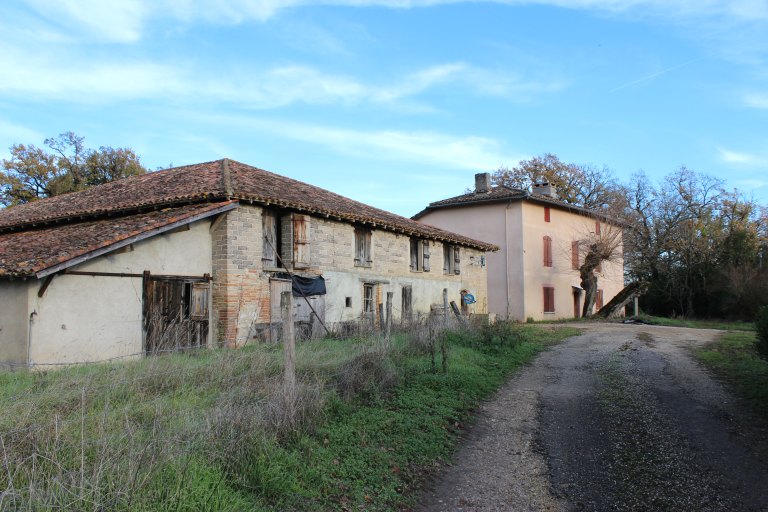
[635, 314, 756, 331]
[695, 330, 768, 421]
[0, 323, 578, 511]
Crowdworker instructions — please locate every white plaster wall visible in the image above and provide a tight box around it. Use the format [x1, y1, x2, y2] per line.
[28, 220, 214, 365]
[0, 280, 30, 368]
[323, 270, 470, 325]
[520, 201, 625, 320]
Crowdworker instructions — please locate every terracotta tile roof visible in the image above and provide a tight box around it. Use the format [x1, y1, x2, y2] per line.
[412, 185, 620, 224]
[0, 160, 497, 272]
[0, 202, 235, 278]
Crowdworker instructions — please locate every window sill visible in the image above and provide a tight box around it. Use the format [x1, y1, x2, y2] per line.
[354, 263, 373, 269]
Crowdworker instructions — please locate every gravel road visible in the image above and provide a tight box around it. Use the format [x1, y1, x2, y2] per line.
[417, 323, 768, 511]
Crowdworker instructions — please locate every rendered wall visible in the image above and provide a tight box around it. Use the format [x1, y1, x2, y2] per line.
[27, 220, 213, 366]
[415, 202, 512, 318]
[0, 280, 30, 369]
[520, 201, 624, 320]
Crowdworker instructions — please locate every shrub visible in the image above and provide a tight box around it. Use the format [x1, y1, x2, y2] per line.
[755, 305, 768, 360]
[336, 348, 399, 402]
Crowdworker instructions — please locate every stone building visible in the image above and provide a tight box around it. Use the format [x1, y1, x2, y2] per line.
[413, 173, 625, 321]
[0, 159, 494, 368]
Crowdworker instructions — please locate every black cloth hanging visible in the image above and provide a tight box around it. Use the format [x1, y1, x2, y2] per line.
[291, 275, 326, 297]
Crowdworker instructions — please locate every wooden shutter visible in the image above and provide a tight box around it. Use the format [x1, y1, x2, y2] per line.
[293, 214, 310, 268]
[402, 285, 413, 321]
[262, 211, 277, 266]
[544, 206, 551, 222]
[190, 283, 209, 320]
[595, 221, 601, 236]
[443, 244, 450, 274]
[453, 246, 461, 274]
[365, 231, 372, 264]
[596, 289, 604, 310]
[571, 241, 579, 270]
[410, 239, 418, 271]
[355, 229, 364, 266]
[543, 286, 555, 313]
[543, 236, 552, 267]
[422, 240, 430, 272]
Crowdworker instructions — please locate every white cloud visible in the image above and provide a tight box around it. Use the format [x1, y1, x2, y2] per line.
[8, 0, 768, 45]
[744, 93, 768, 109]
[214, 115, 520, 169]
[717, 147, 768, 167]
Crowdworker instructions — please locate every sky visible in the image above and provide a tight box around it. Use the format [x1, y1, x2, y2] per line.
[1, 0, 767, 217]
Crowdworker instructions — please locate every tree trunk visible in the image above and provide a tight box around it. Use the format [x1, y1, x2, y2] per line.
[595, 281, 649, 318]
[581, 270, 598, 317]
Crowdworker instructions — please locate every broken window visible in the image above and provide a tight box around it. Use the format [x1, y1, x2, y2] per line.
[543, 236, 553, 267]
[410, 239, 430, 272]
[443, 244, 460, 275]
[363, 283, 375, 322]
[543, 286, 555, 313]
[355, 228, 372, 267]
[263, 210, 310, 269]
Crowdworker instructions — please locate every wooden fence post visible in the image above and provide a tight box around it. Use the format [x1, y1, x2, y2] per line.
[281, 291, 296, 389]
[442, 288, 449, 329]
[385, 292, 393, 345]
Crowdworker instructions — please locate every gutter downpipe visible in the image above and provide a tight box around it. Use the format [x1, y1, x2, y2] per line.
[28, 310, 37, 369]
[505, 202, 513, 319]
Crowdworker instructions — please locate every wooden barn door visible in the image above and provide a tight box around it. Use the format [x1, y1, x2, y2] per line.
[143, 275, 210, 354]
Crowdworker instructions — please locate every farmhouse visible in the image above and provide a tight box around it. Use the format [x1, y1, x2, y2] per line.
[413, 173, 625, 321]
[0, 159, 495, 368]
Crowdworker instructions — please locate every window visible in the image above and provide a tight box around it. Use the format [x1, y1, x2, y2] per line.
[596, 289, 604, 310]
[345, 297, 352, 308]
[595, 221, 601, 236]
[410, 239, 431, 272]
[354, 228, 372, 267]
[544, 206, 551, 223]
[363, 283, 375, 322]
[543, 286, 555, 313]
[263, 210, 310, 269]
[571, 241, 580, 270]
[443, 244, 461, 275]
[543, 236, 553, 267]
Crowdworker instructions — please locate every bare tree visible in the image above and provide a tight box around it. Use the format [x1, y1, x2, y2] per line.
[578, 224, 624, 317]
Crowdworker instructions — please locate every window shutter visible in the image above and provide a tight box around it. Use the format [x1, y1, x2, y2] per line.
[422, 240, 430, 272]
[190, 283, 210, 320]
[595, 221, 601, 236]
[443, 245, 450, 274]
[543, 236, 552, 267]
[596, 289, 604, 310]
[571, 241, 579, 270]
[410, 239, 417, 271]
[453, 246, 461, 274]
[544, 207, 551, 222]
[292, 214, 310, 268]
[365, 231, 372, 264]
[354, 230, 363, 265]
[262, 211, 277, 266]
[543, 286, 555, 313]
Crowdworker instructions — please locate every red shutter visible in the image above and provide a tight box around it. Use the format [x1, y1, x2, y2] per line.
[595, 221, 601, 236]
[543, 236, 552, 267]
[543, 286, 555, 313]
[596, 289, 604, 310]
[544, 207, 551, 223]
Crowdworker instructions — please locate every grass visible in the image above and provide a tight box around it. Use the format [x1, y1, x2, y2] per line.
[634, 314, 755, 331]
[0, 323, 578, 511]
[694, 330, 768, 421]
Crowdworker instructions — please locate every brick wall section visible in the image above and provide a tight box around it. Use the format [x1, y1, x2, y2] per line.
[212, 205, 269, 347]
[212, 205, 490, 346]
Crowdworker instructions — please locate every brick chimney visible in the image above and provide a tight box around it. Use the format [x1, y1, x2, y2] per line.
[475, 173, 491, 194]
[532, 181, 557, 199]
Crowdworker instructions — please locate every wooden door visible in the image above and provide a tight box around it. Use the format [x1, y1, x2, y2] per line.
[144, 277, 209, 354]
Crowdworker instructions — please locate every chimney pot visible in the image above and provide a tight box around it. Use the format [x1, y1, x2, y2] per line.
[475, 173, 491, 193]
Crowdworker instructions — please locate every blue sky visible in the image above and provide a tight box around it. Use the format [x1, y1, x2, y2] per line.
[1, 0, 767, 216]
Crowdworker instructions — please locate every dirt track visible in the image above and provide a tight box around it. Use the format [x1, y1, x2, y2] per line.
[418, 323, 768, 512]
